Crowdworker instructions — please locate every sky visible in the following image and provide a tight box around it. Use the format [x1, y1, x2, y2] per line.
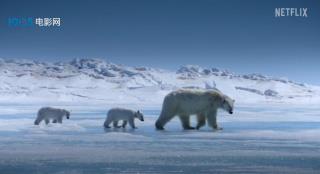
[0, 0, 319, 85]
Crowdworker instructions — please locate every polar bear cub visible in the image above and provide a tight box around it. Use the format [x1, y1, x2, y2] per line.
[155, 89, 234, 130]
[104, 108, 144, 129]
[34, 107, 70, 125]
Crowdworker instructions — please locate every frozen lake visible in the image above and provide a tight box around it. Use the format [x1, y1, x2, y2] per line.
[0, 105, 319, 174]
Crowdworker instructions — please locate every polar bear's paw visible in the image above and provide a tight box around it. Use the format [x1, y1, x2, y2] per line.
[155, 121, 165, 130]
[155, 125, 165, 130]
[183, 126, 196, 130]
[213, 126, 223, 131]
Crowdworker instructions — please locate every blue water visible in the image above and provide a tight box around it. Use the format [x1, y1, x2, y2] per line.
[0, 107, 319, 173]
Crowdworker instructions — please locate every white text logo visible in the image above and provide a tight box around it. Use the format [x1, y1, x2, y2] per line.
[275, 8, 308, 18]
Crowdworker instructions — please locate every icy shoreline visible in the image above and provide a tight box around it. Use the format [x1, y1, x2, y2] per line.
[0, 105, 319, 174]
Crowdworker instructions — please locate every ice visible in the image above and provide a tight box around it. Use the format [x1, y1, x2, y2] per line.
[0, 104, 319, 173]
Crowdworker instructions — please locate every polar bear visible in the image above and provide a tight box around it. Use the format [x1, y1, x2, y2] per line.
[104, 108, 144, 129]
[34, 107, 70, 125]
[155, 89, 234, 130]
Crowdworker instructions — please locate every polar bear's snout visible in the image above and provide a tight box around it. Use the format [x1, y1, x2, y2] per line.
[66, 111, 70, 119]
[136, 110, 144, 121]
[228, 106, 234, 114]
[222, 97, 235, 115]
[227, 105, 234, 114]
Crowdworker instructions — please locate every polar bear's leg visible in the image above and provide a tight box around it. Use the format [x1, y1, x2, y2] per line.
[179, 115, 195, 130]
[57, 117, 63, 124]
[45, 118, 50, 125]
[34, 117, 42, 125]
[52, 119, 58, 123]
[196, 113, 206, 130]
[113, 121, 121, 128]
[122, 120, 127, 128]
[155, 112, 175, 130]
[155, 105, 176, 130]
[206, 114, 216, 129]
[34, 112, 43, 125]
[128, 118, 137, 129]
[207, 109, 222, 130]
[155, 97, 178, 130]
[104, 118, 112, 128]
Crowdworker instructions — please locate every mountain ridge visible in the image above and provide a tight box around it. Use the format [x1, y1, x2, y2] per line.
[0, 58, 319, 105]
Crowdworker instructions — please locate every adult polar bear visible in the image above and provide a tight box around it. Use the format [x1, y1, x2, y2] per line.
[155, 89, 234, 130]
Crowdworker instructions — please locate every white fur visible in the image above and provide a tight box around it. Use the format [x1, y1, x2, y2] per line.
[104, 108, 144, 129]
[155, 89, 234, 130]
[34, 107, 70, 125]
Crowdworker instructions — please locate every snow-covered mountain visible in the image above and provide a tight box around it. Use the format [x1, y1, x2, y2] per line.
[0, 58, 319, 106]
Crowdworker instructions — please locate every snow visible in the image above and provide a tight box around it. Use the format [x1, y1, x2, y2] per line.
[0, 58, 319, 106]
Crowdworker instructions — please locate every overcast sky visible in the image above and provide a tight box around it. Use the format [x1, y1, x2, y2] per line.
[0, 0, 319, 84]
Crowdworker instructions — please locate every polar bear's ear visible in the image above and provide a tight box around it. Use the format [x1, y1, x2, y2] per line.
[137, 110, 140, 114]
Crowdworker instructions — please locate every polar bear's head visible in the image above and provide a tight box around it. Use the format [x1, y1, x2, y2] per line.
[134, 110, 144, 121]
[221, 96, 235, 114]
[64, 110, 71, 119]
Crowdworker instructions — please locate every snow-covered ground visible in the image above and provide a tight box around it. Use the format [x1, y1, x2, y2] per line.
[1, 58, 319, 106]
[0, 105, 319, 174]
